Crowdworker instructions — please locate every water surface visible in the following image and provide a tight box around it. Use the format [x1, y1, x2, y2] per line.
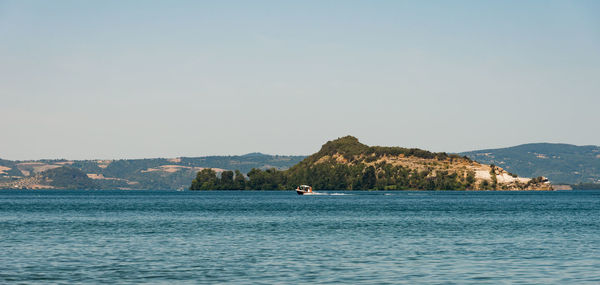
[1, 190, 599, 284]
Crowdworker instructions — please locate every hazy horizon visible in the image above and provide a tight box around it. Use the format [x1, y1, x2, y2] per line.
[2, 1, 599, 160]
[1, 139, 597, 162]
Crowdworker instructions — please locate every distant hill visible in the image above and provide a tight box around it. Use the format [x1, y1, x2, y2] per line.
[42, 167, 99, 189]
[2, 167, 98, 190]
[460, 143, 600, 184]
[191, 136, 552, 190]
[0, 153, 305, 190]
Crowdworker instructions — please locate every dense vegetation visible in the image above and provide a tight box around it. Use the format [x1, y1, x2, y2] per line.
[191, 136, 477, 190]
[191, 164, 475, 191]
[42, 167, 98, 189]
[461, 143, 600, 184]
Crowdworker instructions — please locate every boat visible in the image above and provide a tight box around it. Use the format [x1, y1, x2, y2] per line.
[296, 185, 314, 195]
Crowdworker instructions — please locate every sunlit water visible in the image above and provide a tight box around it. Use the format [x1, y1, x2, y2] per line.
[1, 190, 600, 284]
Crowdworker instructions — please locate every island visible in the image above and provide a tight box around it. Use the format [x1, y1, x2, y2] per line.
[190, 136, 552, 191]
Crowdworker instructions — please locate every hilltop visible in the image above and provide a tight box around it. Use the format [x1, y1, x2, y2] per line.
[192, 136, 552, 190]
[460, 143, 600, 184]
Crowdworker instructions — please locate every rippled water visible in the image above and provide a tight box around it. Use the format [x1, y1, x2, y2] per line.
[1, 190, 600, 284]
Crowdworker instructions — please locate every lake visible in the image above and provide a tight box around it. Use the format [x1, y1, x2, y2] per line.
[1, 190, 599, 284]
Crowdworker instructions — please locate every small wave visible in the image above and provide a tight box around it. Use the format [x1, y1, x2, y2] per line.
[304, 192, 352, 196]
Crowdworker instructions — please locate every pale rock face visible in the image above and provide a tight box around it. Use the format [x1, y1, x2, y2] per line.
[495, 172, 530, 184]
[475, 170, 491, 180]
[141, 166, 225, 173]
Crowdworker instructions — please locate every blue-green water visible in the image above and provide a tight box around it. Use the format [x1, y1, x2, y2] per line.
[1, 190, 600, 284]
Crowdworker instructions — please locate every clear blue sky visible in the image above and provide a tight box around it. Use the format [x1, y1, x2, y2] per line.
[1, 0, 599, 160]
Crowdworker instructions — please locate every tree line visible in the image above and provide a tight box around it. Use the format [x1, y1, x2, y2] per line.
[190, 162, 477, 191]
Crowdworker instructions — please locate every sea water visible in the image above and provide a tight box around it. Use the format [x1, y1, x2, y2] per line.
[1, 190, 599, 284]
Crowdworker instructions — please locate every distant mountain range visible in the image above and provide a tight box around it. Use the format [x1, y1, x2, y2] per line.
[460, 143, 600, 184]
[2, 142, 599, 189]
[0, 154, 305, 190]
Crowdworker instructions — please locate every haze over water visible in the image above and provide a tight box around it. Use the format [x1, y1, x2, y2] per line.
[2, 190, 599, 284]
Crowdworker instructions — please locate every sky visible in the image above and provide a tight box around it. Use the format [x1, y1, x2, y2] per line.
[1, 0, 599, 160]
